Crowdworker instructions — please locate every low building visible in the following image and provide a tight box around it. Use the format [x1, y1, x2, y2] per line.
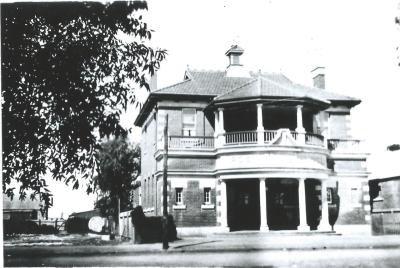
[3, 194, 46, 221]
[133, 45, 369, 232]
[68, 209, 101, 220]
[369, 148, 400, 235]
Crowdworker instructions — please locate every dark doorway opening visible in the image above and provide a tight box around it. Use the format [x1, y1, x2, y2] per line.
[227, 179, 260, 231]
[305, 179, 322, 230]
[266, 178, 299, 230]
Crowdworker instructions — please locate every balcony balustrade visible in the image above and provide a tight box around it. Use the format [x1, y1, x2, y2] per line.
[305, 133, 325, 147]
[224, 131, 258, 144]
[327, 139, 364, 152]
[168, 135, 214, 149]
[167, 130, 325, 150]
[264, 130, 278, 143]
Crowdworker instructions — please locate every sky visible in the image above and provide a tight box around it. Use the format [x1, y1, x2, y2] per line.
[48, 0, 400, 218]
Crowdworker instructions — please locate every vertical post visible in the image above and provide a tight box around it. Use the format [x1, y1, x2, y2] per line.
[257, 103, 264, 144]
[319, 180, 331, 231]
[296, 105, 305, 133]
[219, 108, 225, 133]
[218, 108, 225, 146]
[259, 178, 269, 231]
[162, 114, 169, 250]
[116, 197, 120, 240]
[214, 110, 219, 146]
[220, 180, 228, 228]
[296, 105, 305, 145]
[298, 178, 309, 231]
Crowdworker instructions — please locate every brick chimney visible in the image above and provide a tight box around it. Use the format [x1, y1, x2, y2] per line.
[225, 45, 250, 78]
[311, 67, 325, 89]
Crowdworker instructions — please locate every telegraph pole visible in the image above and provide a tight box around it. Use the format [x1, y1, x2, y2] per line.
[162, 114, 169, 250]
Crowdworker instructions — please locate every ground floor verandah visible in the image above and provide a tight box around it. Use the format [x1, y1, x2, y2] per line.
[219, 178, 332, 232]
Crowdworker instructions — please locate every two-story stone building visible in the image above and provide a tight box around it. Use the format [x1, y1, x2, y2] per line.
[134, 45, 369, 232]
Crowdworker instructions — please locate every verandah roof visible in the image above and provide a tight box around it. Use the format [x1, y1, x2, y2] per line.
[134, 69, 361, 126]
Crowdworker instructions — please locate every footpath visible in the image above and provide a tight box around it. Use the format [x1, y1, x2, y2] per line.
[4, 231, 400, 258]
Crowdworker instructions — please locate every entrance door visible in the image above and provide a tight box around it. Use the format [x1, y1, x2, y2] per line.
[227, 180, 260, 231]
[266, 179, 299, 230]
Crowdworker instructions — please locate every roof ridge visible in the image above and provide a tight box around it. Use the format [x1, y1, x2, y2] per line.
[189, 69, 225, 73]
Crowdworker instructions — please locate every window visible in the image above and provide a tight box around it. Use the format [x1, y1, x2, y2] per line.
[204, 187, 211, 204]
[175, 188, 183, 204]
[231, 55, 240, 65]
[182, 108, 196, 136]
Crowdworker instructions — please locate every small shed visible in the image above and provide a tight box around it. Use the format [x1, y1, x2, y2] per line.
[369, 149, 400, 235]
[3, 195, 45, 221]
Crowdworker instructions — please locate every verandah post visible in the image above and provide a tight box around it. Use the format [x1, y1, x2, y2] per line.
[162, 114, 169, 250]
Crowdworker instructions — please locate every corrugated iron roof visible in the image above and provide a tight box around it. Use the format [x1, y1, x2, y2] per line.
[3, 195, 42, 210]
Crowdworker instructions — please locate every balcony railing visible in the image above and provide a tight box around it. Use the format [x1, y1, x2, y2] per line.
[224, 130, 324, 147]
[305, 133, 325, 147]
[168, 136, 214, 149]
[264, 130, 278, 143]
[328, 139, 364, 152]
[224, 131, 258, 144]
[167, 130, 326, 150]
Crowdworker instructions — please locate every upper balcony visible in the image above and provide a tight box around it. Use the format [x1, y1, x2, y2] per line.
[167, 132, 366, 155]
[223, 129, 324, 147]
[166, 100, 365, 157]
[169, 135, 215, 150]
[167, 129, 324, 150]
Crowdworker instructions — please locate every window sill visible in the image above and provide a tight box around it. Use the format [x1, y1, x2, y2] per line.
[173, 204, 186, 210]
[201, 204, 215, 210]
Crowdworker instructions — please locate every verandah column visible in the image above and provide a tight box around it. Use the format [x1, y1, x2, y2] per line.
[319, 180, 331, 231]
[257, 103, 264, 144]
[220, 179, 228, 228]
[218, 108, 225, 146]
[296, 105, 306, 144]
[259, 178, 269, 231]
[214, 110, 220, 146]
[298, 178, 309, 231]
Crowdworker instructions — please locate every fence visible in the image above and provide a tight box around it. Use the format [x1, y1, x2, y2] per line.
[371, 209, 400, 235]
[119, 210, 134, 239]
[32, 219, 65, 231]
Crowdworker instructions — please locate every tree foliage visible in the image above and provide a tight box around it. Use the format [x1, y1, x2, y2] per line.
[387, 144, 400, 151]
[93, 138, 140, 217]
[2, 1, 166, 206]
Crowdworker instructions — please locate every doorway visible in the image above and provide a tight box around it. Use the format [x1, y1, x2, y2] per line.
[227, 179, 260, 231]
[266, 178, 299, 230]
